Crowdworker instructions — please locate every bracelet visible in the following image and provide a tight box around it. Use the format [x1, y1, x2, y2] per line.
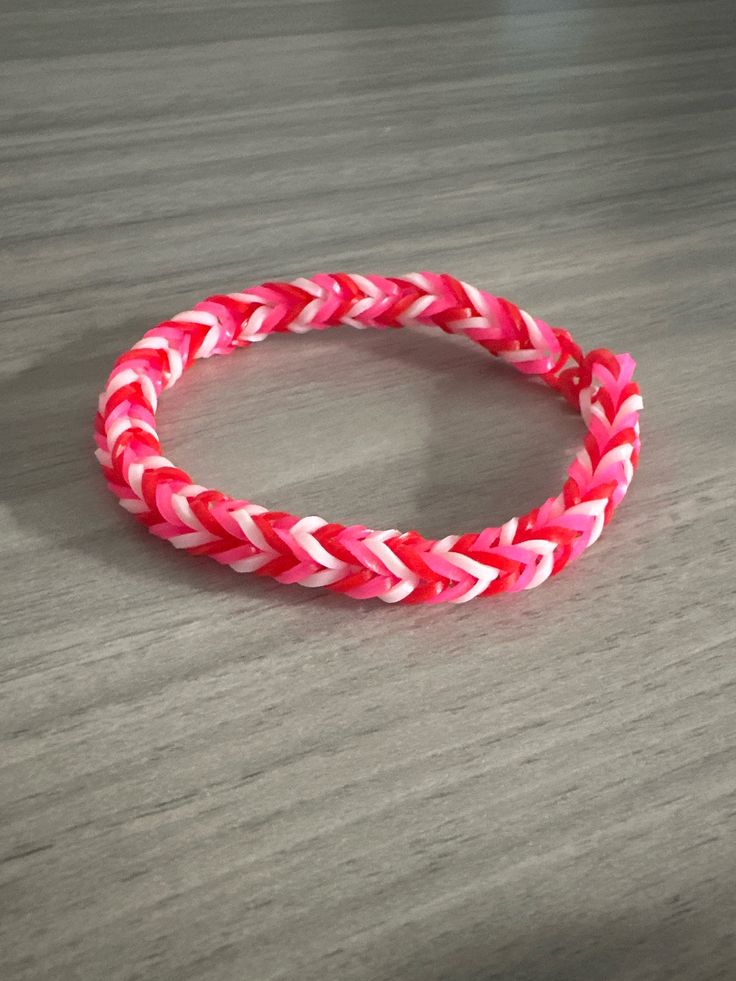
[95, 272, 642, 604]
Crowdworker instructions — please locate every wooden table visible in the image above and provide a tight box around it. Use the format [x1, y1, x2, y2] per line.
[2, 2, 734, 978]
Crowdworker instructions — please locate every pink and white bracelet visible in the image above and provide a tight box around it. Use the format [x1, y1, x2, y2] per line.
[95, 272, 642, 604]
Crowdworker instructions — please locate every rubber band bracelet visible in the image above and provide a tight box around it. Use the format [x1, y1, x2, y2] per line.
[95, 272, 642, 605]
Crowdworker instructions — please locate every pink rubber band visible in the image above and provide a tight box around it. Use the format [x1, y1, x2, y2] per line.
[95, 272, 642, 604]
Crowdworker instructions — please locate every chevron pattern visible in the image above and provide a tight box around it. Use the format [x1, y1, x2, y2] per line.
[94, 272, 642, 604]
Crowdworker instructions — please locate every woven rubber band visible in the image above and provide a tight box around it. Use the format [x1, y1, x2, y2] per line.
[95, 272, 642, 604]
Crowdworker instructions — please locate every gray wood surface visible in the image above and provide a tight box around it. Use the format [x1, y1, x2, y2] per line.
[2, 1, 735, 979]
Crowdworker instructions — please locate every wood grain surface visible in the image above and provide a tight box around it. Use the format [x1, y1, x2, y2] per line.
[2, 1, 735, 979]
